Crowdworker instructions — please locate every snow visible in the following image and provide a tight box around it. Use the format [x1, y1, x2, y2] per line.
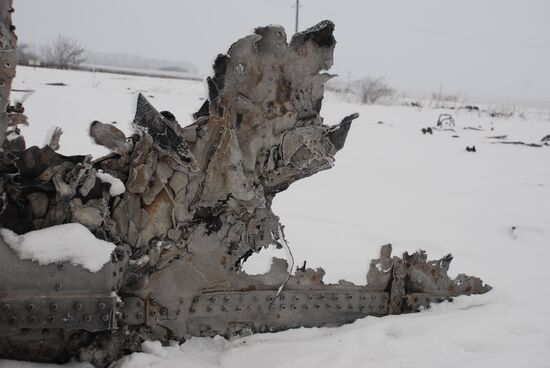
[2, 66, 550, 367]
[141, 341, 168, 358]
[0, 223, 115, 272]
[96, 170, 125, 196]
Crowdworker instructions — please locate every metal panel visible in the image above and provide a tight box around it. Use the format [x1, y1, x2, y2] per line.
[0, 294, 116, 333]
[187, 290, 389, 336]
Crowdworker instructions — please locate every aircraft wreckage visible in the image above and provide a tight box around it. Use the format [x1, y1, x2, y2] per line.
[0, 2, 491, 366]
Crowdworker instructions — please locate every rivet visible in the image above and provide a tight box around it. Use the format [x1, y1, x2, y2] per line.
[348, 304, 353, 310]
[235, 306, 243, 311]
[224, 296, 231, 302]
[84, 314, 92, 322]
[360, 305, 365, 311]
[308, 295, 313, 300]
[206, 306, 213, 312]
[50, 303, 59, 311]
[210, 296, 217, 303]
[150, 300, 158, 306]
[58, 263, 65, 270]
[291, 304, 296, 310]
[267, 296, 274, 303]
[2, 304, 11, 312]
[47, 316, 55, 323]
[347, 295, 353, 299]
[302, 305, 308, 310]
[101, 314, 110, 322]
[379, 304, 384, 309]
[136, 300, 143, 307]
[336, 304, 342, 310]
[280, 304, 286, 310]
[74, 302, 83, 311]
[221, 305, 229, 312]
[314, 304, 320, 309]
[319, 295, 325, 300]
[9, 316, 17, 324]
[26, 303, 36, 312]
[279, 294, 285, 300]
[240, 296, 246, 302]
[98, 302, 106, 310]
[189, 307, 196, 313]
[112, 271, 117, 277]
[371, 295, 376, 300]
[137, 312, 144, 319]
[150, 310, 157, 316]
[325, 304, 331, 309]
[29, 315, 38, 323]
[193, 297, 200, 303]
[247, 306, 254, 311]
[369, 304, 374, 309]
[332, 295, 338, 301]
[361, 295, 367, 300]
[161, 307, 168, 315]
[55, 283, 62, 290]
[294, 296, 300, 302]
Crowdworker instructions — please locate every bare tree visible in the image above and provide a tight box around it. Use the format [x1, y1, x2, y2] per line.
[41, 35, 86, 69]
[352, 76, 394, 104]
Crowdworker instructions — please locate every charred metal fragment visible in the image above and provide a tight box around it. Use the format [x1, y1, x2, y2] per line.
[0, 16, 491, 367]
[134, 93, 195, 167]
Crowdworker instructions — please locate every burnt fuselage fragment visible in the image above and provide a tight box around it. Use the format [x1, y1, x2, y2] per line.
[0, 15, 490, 367]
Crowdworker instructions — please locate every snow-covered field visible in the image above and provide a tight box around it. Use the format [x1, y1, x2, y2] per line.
[2, 66, 550, 367]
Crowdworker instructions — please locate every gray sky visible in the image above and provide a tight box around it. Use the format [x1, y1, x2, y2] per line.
[13, 0, 550, 102]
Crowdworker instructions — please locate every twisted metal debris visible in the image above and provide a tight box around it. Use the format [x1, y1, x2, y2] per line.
[0, 5, 490, 366]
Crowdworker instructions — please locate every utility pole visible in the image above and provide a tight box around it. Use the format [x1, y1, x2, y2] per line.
[293, 0, 301, 34]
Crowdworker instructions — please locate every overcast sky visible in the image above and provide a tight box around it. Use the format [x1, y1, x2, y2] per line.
[13, 0, 550, 102]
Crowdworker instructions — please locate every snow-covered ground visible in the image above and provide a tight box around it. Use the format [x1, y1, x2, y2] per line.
[2, 66, 550, 367]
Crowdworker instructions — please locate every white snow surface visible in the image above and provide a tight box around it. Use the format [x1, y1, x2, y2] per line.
[1, 66, 549, 367]
[0, 223, 115, 272]
[96, 170, 126, 196]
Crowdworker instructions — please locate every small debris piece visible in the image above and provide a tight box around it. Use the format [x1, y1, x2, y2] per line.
[437, 113, 455, 127]
[466, 145, 477, 152]
[494, 141, 543, 148]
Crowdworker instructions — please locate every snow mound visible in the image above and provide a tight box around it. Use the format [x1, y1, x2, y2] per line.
[141, 341, 167, 358]
[0, 223, 116, 272]
[96, 170, 125, 196]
